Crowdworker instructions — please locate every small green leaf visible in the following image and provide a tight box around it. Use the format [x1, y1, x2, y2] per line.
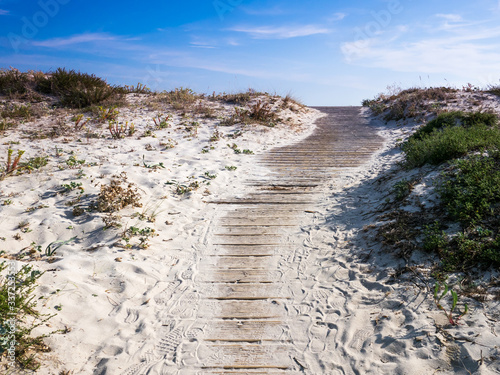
[440, 283, 449, 301]
[451, 290, 458, 311]
[434, 282, 440, 299]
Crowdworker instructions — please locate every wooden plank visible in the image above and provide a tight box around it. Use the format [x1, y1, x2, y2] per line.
[212, 236, 286, 246]
[214, 227, 288, 235]
[203, 245, 285, 256]
[217, 218, 296, 226]
[203, 372, 299, 375]
[202, 320, 286, 341]
[197, 269, 281, 283]
[196, 344, 290, 369]
[200, 300, 285, 319]
[199, 256, 277, 269]
[209, 200, 315, 205]
[199, 284, 290, 300]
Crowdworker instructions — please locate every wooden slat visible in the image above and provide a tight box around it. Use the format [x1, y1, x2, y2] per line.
[199, 256, 277, 269]
[202, 320, 286, 341]
[197, 269, 281, 283]
[196, 344, 290, 369]
[200, 300, 285, 319]
[214, 227, 288, 235]
[212, 236, 286, 246]
[199, 283, 290, 300]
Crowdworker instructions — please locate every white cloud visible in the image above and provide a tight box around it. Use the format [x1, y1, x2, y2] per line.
[436, 13, 463, 22]
[341, 25, 500, 79]
[0, 9, 9, 15]
[190, 42, 216, 49]
[32, 33, 116, 48]
[329, 13, 346, 22]
[228, 25, 330, 39]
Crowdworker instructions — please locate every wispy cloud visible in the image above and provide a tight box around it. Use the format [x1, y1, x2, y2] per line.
[0, 9, 9, 15]
[32, 33, 116, 48]
[329, 12, 346, 22]
[436, 13, 463, 22]
[190, 42, 216, 49]
[341, 24, 500, 79]
[228, 25, 330, 39]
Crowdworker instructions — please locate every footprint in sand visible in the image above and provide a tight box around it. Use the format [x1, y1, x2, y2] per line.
[308, 324, 328, 353]
[124, 308, 139, 323]
[153, 281, 181, 306]
[349, 329, 373, 351]
[156, 326, 184, 356]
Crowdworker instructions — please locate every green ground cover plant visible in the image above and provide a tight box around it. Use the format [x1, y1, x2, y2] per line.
[0, 262, 55, 370]
[401, 111, 500, 168]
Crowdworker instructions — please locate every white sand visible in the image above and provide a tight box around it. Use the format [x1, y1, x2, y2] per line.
[1, 90, 499, 374]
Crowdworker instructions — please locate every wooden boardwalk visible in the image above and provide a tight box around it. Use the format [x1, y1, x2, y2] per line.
[195, 107, 384, 373]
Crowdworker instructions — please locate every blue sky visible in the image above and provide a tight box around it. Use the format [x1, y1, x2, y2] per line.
[1, 0, 500, 105]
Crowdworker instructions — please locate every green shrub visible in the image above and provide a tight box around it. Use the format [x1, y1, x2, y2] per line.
[437, 154, 500, 225]
[158, 87, 199, 110]
[487, 84, 500, 97]
[412, 111, 498, 140]
[1, 104, 34, 120]
[391, 179, 412, 201]
[0, 262, 54, 370]
[440, 230, 500, 271]
[402, 124, 500, 168]
[45, 68, 121, 108]
[0, 68, 29, 96]
[422, 221, 448, 252]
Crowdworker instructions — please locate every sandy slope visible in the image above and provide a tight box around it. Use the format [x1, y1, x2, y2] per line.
[0, 93, 321, 374]
[1, 90, 499, 374]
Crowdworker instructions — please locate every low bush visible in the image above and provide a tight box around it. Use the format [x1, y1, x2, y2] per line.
[402, 124, 500, 168]
[363, 86, 457, 121]
[412, 111, 498, 140]
[0, 262, 54, 370]
[438, 154, 500, 225]
[487, 84, 500, 97]
[95, 173, 142, 212]
[45, 68, 122, 108]
[0, 68, 29, 97]
[158, 87, 200, 110]
[1, 104, 34, 120]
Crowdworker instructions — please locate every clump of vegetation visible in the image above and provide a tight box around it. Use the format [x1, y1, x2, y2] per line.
[401, 111, 500, 168]
[41, 68, 123, 108]
[391, 178, 413, 201]
[411, 111, 497, 141]
[433, 282, 468, 326]
[0, 118, 15, 131]
[438, 153, 500, 225]
[0, 68, 30, 97]
[19, 155, 49, 173]
[216, 89, 261, 105]
[121, 226, 157, 249]
[363, 86, 457, 121]
[487, 84, 500, 97]
[431, 154, 500, 270]
[108, 120, 135, 139]
[157, 87, 200, 111]
[153, 113, 170, 129]
[0, 262, 55, 370]
[95, 173, 142, 213]
[121, 83, 151, 94]
[1, 104, 35, 120]
[0, 148, 25, 180]
[249, 100, 278, 124]
[94, 106, 119, 123]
